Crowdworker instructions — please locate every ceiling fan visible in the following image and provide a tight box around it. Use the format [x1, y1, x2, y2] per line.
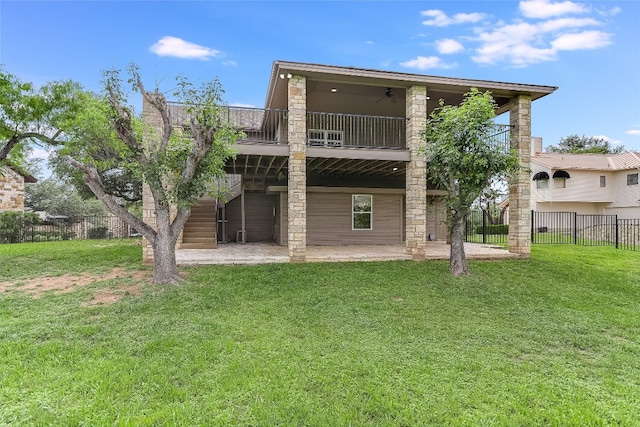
[375, 87, 396, 104]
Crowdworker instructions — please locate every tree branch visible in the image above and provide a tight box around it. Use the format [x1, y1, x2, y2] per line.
[65, 155, 157, 245]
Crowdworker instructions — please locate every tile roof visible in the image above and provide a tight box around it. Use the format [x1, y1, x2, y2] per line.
[532, 151, 640, 171]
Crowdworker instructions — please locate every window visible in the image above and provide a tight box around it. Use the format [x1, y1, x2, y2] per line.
[536, 179, 548, 189]
[554, 177, 566, 188]
[600, 176, 606, 187]
[627, 173, 639, 186]
[352, 195, 372, 230]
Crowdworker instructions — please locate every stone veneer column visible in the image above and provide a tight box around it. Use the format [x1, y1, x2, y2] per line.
[141, 93, 166, 265]
[405, 85, 428, 260]
[287, 75, 307, 262]
[508, 95, 532, 257]
[0, 167, 26, 211]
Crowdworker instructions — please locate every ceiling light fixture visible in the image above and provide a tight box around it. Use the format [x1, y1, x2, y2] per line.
[331, 88, 337, 93]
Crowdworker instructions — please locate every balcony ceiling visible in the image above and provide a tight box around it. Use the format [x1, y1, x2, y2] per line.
[267, 60, 557, 116]
[225, 154, 406, 180]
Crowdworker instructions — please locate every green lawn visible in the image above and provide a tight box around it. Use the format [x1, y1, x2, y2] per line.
[1, 240, 639, 426]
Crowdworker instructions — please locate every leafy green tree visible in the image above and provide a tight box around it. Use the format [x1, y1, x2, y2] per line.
[25, 178, 108, 218]
[421, 88, 519, 276]
[546, 134, 625, 154]
[64, 65, 240, 284]
[0, 68, 83, 168]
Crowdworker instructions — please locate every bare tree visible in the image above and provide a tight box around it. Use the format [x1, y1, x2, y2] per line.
[65, 65, 240, 284]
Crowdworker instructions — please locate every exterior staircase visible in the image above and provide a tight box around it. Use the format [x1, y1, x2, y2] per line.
[181, 197, 217, 249]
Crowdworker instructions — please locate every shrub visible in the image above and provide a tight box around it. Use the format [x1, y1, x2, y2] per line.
[474, 224, 509, 235]
[0, 212, 41, 243]
[87, 227, 108, 239]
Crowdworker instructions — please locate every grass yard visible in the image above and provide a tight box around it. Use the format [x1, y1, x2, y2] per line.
[1, 240, 639, 426]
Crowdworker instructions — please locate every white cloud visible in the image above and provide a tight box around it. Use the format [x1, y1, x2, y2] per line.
[29, 148, 51, 160]
[149, 36, 221, 60]
[472, 16, 611, 66]
[598, 6, 621, 17]
[551, 30, 612, 50]
[230, 103, 256, 108]
[365, 40, 375, 45]
[626, 130, 640, 136]
[519, 0, 588, 19]
[435, 38, 464, 54]
[421, 9, 485, 27]
[223, 60, 238, 66]
[400, 56, 455, 70]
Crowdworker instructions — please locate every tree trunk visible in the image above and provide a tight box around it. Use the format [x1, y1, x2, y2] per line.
[449, 212, 469, 276]
[151, 207, 182, 285]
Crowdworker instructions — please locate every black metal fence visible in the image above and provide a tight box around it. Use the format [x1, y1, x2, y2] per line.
[465, 209, 509, 245]
[532, 211, 639, 251]
[0, 215, 139, 244]
[466, 209, 639, 251]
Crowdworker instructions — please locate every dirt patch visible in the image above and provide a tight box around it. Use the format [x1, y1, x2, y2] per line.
[0, 268, 151, 306]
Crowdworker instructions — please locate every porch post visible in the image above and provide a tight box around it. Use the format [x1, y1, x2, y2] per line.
[287, 75, 307, 262]
[508, 94, 532, 257]
[405, 85, 428, 260]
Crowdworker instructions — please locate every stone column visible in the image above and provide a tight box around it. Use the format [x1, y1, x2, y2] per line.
[140, 93, 167, 265]
[287, 75, 307, 262]
[405, 85, 428, 260]
[508, 95, 532, 257]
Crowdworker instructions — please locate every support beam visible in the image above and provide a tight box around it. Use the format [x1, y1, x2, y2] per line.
[287, 75, 307, 261]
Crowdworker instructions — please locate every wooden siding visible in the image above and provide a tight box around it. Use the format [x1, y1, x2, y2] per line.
[426, 197, 448, 240]
[226, 192, 277, 242]
[306, 193, 403, 245]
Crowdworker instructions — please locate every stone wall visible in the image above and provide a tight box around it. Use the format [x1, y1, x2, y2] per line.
[0, 166, 26, 212]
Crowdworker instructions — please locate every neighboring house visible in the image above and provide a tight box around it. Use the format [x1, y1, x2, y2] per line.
[0, 165, 37, 212]
[530, 147, 640, 219]
[142, 60, 557, 262]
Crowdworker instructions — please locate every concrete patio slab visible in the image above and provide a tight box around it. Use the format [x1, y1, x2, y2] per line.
[175, 241, 518, 266]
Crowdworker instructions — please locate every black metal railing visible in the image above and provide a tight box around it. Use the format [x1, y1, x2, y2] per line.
[486, 124, 512, 152]
[465, 209, 509, 244]
[465, 210, 639, 251]
[167, 103, 288, 144]
[531, 211, 639, 250]
[306, 112, 407, 149]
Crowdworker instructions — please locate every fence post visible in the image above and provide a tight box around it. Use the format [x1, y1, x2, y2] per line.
[531, 210, 535, 244]
[615, 215, 619, 249]
[482, 210, 487, 244]
[573, 212, 577, 245]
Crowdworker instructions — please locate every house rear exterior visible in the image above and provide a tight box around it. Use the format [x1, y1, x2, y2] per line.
[142, 60, 557, 263]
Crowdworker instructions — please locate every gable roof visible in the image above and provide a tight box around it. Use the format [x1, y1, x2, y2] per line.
[532, 151, 640, 171]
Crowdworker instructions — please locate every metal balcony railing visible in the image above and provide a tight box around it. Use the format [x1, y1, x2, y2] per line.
[167, 102, 288, 144]
[486, 124, 512, 152]
[307, 112, 407, 149]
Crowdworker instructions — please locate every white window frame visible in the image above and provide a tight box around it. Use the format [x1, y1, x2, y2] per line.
[554, 177, 566, 188]
[352, 194, 372, 230]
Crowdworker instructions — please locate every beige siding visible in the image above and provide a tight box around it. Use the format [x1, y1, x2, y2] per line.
[307, 193, 403, 245]
[226, 192, 277, 242]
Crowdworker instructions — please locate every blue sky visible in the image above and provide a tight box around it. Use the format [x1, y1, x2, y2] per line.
[2, 0, 639, 156]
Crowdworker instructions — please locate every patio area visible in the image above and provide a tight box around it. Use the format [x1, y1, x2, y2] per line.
[175, 241, 518, 265]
